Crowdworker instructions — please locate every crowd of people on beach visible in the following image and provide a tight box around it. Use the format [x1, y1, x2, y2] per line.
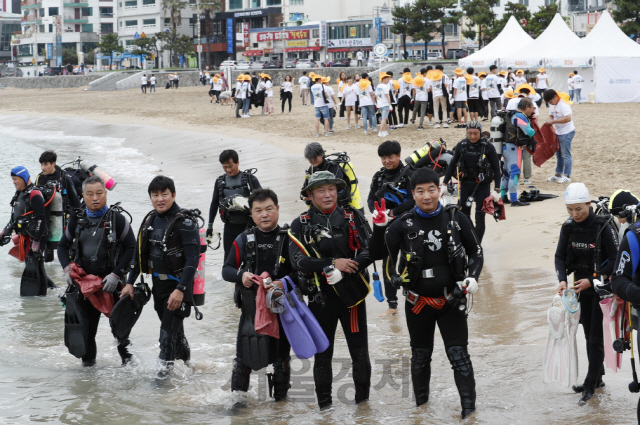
[5, 58, 640, 423]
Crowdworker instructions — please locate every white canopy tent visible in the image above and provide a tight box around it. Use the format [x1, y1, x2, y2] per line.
[458, 16, 533, 69]
[546, 11, 640, 103]
[500, 14, 580, 69]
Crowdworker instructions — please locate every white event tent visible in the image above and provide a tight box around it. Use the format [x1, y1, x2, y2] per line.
[545, 11, 640, 103]
[458, 16, 533, 69]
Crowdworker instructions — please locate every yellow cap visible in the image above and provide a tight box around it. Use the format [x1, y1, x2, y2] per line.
[538, 68, 545, 72]
[413, 75, 425, 88]
[558, 91, 574, 105]
[428, 69, 443, 81]
[464, 74, 474, 84]
[379, 72, 391, 81]
[454, 67, 464, 75]
[392, 80, 400, 91]
[358, 79, 371, 90]
[504, 89, 516, 99]
[515, 83, 537, 96]
[516, 69, 524, 75]
[401, 72, 412, 83]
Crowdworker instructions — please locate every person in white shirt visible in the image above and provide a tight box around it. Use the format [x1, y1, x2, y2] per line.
[358, 74, 377, 135]
[262, 74, 275, 115]
[174, 73, 180, 89]
[567, 73, 575, 102]
[397, 68, 413, 127]
[479, 72, 488, 121]
[311, 75, 331, 136]
[485, 65, 502, 119]
[337, 72, 347, 119]
[281, 74, 294, 114]
[239, 75, 253, 118]
[452, 68, 468, 128]
[356, 50, 364, 67]
[510, 85, 539, 184]
[299, 72, 310, 106]
[322, 76, 339, 132]
[572, 70, 583, 104]
[149, 74, 156, 94]
[430, 65, 450, 128]
[513, 70, 527, 88]
[341, 76, 360, 129]
[375, 73, 392, 137]
[536, 67, 549, 106]
[141, 74, 148, 94]
[211, 74, 223, 103]
[498, 71, 508, 105]
[466, 67, 480, 122]
[168, 73, 174, 88]
[233, 75, 244, 118]
[412, 70, 429, 130]
[544, 90, 576, 184]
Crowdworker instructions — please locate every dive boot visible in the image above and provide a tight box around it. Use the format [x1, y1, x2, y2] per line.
[352, 348, 371, 405]
[117, 341, 133, 366]
[270, 358, 291, 401]
[314, 357, 333, 409]
[157, 361, 174, 379]
[573, 378, 605, 393]
[446, 346, 476, 419]
[411, 348, 433, 407]
[82, 359, 96, 367]
[231, 359, 251, 392]
[176, 333, 191, 366]
[578, 384, 596, 406]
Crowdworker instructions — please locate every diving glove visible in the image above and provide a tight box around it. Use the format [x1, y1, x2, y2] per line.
[102, 273, 120, 294]
[206, 223, 214, 241]
[64, 266, 73, 287]
[372, 199, 391, 226]
[323, 265, 343, 285]
[447, 182, 455, 195]
[594, 279, 612, 297]
[461, 277, 478, 295]
[0, 230, 9, 246]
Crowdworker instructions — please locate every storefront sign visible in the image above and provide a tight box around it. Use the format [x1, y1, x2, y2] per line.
[256, 29, 309, 42]
[320, 21, 327, 47]
[242, 23, 249, 47]
[373, 17, 382, 44]
[46, 43, 52, 59]
[327, 38, 371, 48]
[234, 10, 266, 18]
[349, 27, 356, 37]
[55, 15, 62, 66]
[287, 40, 308, 47]
[226, 18, 234, 53]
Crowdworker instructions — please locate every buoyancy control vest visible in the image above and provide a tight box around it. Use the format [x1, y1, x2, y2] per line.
[372, 164, 412, 209]
[137, 208, 204, 276]
[506, 110, 535, 150]
[455, 138, 494, 183]
[241, 225, 290, 277]
[294, 206, 371, 307]
[305, 154, 362, 210]
[69, 204, 129, 277]
[562, 214, 612, 277]
[10, 184, 51, 238]
[397, 205, 468, 290]
[216, 169, 255, 224]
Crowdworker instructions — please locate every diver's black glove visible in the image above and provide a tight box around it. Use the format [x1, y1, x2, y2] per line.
[447, 182, 455, 195]
[0, 233, 10, 247]
[206, 223, 213, 239]
[594, 279, 612, 298]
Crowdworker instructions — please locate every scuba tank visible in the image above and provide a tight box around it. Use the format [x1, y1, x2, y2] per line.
[490, 113, 505, 155]
[79, 160, 117, 190]
[326, 152, 363, 211]
[405, 139, 450, 176]
[47, 187, 63, 247]
[193, 227, 207, 307]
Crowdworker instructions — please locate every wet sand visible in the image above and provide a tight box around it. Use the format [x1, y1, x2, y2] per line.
[1, 86, 640, 423]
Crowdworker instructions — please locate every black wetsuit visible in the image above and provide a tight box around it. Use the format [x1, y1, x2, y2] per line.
[57, 207, 136, 364]
[554, 211, 619, 390]
[35, 166, 81, 211]
[371, 204, 483, 412]
[367, 162, 414, 309]
[208, 171, 261, 259]
[301, 159, 351, 208]
[127, 203, 200, 364]
[288, 205, 372, 408]
[221, 224, 293, 400]
[443, 138, 501, 243]
[1, 185, 50, 285]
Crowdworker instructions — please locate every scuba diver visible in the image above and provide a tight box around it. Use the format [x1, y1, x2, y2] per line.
[370, 167, 483, 419]
[207, 149, 261, 259]
[57, 175, 136, 366]
[554, 183, 619, 405]
[368, 140, 415, 316]
[502, 97, 536, 207]
[36, 150, 81, 262]
[0, 166, 55, 295]
[221, 188, 293, 401]
[609, 190, 639, 239]
[288, 171, 373, 409]
[301, 142, 357, 210]
[442, 121, 501, 243]
[125, 176, 202, 377]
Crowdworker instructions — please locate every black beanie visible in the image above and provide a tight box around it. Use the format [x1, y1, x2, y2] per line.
[610, 190, 639, 216]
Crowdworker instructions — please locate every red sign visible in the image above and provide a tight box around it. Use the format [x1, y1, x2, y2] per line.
[243, 23, 249, 47]
[256, 30, 310, 42]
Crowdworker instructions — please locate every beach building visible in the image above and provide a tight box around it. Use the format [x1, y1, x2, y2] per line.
[0, 12, 21, 62]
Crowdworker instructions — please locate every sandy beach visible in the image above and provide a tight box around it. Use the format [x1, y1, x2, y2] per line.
[2, 85, 640, 422]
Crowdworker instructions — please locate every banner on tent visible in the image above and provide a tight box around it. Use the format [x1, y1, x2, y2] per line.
[595, 57, 640, 103]
[546, 57, 593, 68]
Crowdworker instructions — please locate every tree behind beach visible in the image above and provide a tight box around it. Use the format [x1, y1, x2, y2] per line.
[161, 0, 188, 66]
